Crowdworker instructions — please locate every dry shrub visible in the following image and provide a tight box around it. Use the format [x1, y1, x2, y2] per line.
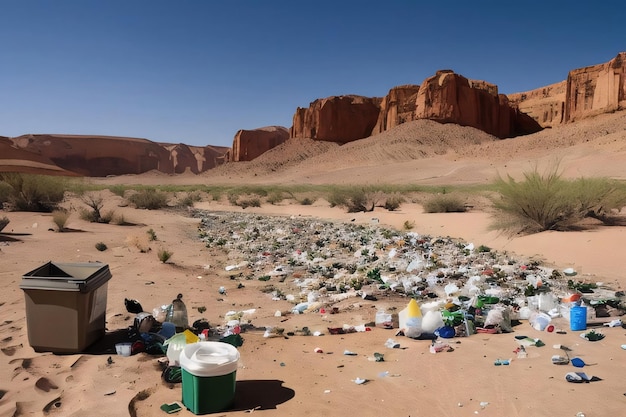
[52, 210, 70, 231]
[125, 234, 151, 253]
[423, 194, 467, 213]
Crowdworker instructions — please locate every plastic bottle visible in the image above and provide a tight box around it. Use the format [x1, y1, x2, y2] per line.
[166, 293, 189, 331]
[399, 299, 423, 338]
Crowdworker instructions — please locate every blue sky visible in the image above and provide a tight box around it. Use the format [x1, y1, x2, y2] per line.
[1, 1, 624, 147]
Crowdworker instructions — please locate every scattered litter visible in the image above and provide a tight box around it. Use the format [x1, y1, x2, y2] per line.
[603, 319, 622, 327]
[493, 359, 510, 366]
[551, 355, 570, 365]
[343, 350, 357, 356]
[160, 402, 183, 414]
[384, 338, 400, 349]
[571, 358, 586, 368]
[314, 347, 323, 354]
[565, 372, 602, 383]
[352, 377, 367, 385]
[373, 352, 384, 362]
[580, 330, 605, 341]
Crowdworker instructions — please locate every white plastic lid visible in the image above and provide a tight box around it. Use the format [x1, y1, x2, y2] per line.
[179, 342, 240, 377]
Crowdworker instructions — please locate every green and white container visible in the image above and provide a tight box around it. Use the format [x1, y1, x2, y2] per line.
[179, 341, 240, 415]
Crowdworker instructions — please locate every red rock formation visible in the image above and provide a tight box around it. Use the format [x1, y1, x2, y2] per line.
[1, 134, 228, 177]
[507, 81, 566, 128]
[564, 52, 626, 122]
[414, 70, 541, 138]
[291, 95, 382, 143]
[230, 126, 289, 162]
[372, 85, 420, 134]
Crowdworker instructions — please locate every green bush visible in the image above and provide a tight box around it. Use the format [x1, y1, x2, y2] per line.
[158, 248, 173, 263]
[52, 210, 70, 231]
[0, 173, 67, 212]
[491, 166, 626, 234]
[147, 228, 157, 241]
[423, 195, 467, 213]
[128, 189, 169, 210]
[95, 242, 108, 251]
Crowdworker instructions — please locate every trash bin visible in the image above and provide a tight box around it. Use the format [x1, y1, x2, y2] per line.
[20, 261, 112, 353]
[179, 341, 240, 415]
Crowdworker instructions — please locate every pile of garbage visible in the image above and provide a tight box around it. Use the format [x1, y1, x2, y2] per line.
[193, 210, 626, 337]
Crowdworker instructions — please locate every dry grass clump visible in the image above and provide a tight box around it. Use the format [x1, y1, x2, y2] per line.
[423, 194, 467, 213]
[128, 189, 169, 210]
[328, 188, 405, 213]
[52, 210, 70, 231]
[126, 233, 151, 253]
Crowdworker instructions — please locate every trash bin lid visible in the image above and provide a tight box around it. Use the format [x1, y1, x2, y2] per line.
[179, 342, 240, 377]
[20, 261, 112, 292]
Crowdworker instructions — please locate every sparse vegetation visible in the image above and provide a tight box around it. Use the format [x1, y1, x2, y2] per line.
[383, 194, 405, 211]
[327, 188, 373, 212]
[300, 197, 315, 205]
[178, 191, 202, 207]
[95, 242, 108, 251]
[52, 210, 70, 231]
[491, 165, 626, 234]
[423, 194, 467, 213]
[0, 173, 67, 212]
[126, 234, 151, 253]
[147, 228, 157, 241]
[158, 248, 173, 263]
[403, 220, 415, 230]
[128, 189, 169, 210]
[80, 193, 106, 222]
[108, 185, 127, 197]
[266, 192, 284, 205]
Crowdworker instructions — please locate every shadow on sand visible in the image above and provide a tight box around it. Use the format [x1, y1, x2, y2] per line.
[230, 380, 295, 412]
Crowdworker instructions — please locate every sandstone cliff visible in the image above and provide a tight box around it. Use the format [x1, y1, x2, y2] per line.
[564, 52, 626, 122]
[229, 126, 290, 162]
[413, 70, 541, 138]
[291, 95, 382, 143]
[372, 85, 421, 134]
[507, 53, 626, 127]
[3, 134, 228, 177]
[507, 81, 566, 128]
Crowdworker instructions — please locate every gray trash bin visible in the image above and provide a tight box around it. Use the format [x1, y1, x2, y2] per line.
[20, 261, 112, 353]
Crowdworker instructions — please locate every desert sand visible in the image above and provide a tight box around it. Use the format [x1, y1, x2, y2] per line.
[2, 112, 626, 417]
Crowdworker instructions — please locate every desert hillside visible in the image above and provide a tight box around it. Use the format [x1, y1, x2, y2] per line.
[134, 109, 626, 187]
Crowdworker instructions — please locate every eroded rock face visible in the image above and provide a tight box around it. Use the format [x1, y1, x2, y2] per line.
[3, 134, 228, 176]
[508, 81, 566, 128]
[373, 85, 421, 134]
[230, 126, 289, 162]
[564, 52, 626, 122]
[291, 95, 382, 143]
[413, 70, 541, 138]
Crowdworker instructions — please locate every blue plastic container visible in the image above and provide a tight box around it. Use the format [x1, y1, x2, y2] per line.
[570, 305, 587, 331]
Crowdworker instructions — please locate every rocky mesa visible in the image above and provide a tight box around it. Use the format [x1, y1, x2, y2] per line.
[2, 53, 625, 176]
